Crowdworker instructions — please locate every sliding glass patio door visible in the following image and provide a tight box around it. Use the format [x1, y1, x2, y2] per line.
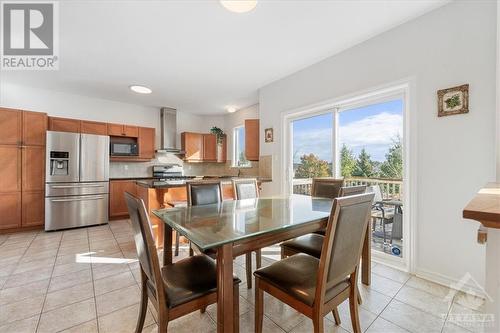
[285, 93, 406, 263]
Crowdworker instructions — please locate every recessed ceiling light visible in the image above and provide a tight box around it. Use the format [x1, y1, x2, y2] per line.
[226, 106, 237, 113]
[129, 85, 152, 94]
[220, 0, 257, 13]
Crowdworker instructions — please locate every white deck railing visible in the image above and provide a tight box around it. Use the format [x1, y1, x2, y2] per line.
[292, 177, 403, 200]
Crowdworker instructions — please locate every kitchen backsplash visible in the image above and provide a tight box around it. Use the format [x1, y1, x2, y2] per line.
[183, 161, 259, 177]
[110, 153, 272, 179]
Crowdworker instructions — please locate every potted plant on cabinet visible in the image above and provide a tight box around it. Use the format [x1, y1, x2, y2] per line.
[210, 126, 225, 162]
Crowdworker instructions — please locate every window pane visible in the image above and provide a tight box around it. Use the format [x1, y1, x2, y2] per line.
[338, 98, 403, 258]
[234, 126, 250, 167]
[338, 99, 403, 181]
[291, 113, 333, 194]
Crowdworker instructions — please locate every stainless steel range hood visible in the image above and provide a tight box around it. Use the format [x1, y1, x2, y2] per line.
[156, 107, 185, 154]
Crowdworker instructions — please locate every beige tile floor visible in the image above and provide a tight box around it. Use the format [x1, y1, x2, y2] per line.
[0, 220, 486, 333]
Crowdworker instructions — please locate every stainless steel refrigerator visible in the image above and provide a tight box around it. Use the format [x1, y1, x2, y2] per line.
[45, 131, 109, 231]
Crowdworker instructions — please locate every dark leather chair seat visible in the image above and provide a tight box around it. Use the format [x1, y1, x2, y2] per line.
[254, 253, 349, 306]
[153, 255, 240, 308]
[281, 233, 324, 258]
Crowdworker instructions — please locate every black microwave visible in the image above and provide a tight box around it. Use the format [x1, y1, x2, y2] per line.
[110, 138, 139, 156]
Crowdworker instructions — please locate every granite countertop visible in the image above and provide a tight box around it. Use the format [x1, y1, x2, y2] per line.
[136, 177, 272, 189]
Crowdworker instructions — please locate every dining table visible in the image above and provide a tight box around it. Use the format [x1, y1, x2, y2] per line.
[153, 194, 372, 333]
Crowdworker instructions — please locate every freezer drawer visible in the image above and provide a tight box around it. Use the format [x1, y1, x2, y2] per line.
[45, 194, 108, 231]
[46, 182, 109, 197]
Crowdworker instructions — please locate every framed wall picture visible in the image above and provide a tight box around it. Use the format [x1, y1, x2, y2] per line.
[437, 84, 469, 117]
[264, 128, 273, 143]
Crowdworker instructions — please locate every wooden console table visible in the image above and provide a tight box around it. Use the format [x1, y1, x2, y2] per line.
[463, 182, 500, 332]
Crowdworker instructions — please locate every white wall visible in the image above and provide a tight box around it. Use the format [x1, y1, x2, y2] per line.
[259, 0, 496, 289]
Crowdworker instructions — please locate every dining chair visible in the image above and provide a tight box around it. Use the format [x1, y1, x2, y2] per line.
[254, 193, 374, 333]
[339, 185, 367, 197]
[124, 192, 240, 333]
[187, 180, 258, 288]
[280, 185, 367, 259]
[232, 178, 262, 288]
[311, 178, 344, 198]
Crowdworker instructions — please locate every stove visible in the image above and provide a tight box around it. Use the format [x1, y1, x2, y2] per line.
[152, 164, 196, 182]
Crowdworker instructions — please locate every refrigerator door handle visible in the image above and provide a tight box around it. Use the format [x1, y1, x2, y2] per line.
[51, 184, 105, 189]
[50, 196, 105, 202]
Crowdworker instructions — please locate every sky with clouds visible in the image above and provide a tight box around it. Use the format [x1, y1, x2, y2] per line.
[292, 99, 403, 163]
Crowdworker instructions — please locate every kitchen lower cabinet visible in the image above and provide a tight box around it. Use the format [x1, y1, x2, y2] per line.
[22, 191, 45, 227]
[0, 193, 22, 230]
[110, 180, 137, 219]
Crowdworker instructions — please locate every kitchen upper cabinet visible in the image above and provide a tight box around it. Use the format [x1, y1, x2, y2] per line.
[139, 127, 155, 159]
[202, 134, 217, 162]
[182, 132, 203, 162]
[23, 111, 47, 146]
[0, 145, 21, 193]
[0, 193, 22, 230]
[182, 132, 227, 163]
[245, 119, 259, 161]
[0, 108, 22, 145]
[110, 180, 137, 218]
[107, 123, 124, 136]
[22, 146, 45, 192]
[124, 125, 139, 137]
[108, 123, 139, 137]
[49, 117, 81, 133]
[22, 191, 44, 227]
[81, 120, 108, 135]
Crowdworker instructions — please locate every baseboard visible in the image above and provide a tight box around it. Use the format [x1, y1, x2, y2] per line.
[415, 268, 487, 299]
[0, 225, 44, 235]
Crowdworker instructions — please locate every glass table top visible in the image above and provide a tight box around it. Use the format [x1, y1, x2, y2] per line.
[152, 195, 333, 251]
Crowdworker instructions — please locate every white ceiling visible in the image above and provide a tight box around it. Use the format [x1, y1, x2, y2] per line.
[2, 0, 448, 115]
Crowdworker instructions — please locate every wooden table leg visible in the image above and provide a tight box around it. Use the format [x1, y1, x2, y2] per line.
[361, 223, 371, 285]
[217, 243, 236, 333]
[163, 225, 173, 266]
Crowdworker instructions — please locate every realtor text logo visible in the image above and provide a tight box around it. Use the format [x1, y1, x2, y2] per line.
[1, 1, 59, 70]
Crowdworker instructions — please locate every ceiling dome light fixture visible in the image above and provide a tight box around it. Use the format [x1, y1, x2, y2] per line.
[226, 106, 237, 113]
[220, 0, 257, 13]
[129, 85, 152, 94]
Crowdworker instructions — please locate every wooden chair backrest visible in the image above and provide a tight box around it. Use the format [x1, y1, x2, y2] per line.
[186, 180, 223, 206]
[311, 178, 344, 199]
[124, 192, 166, 304]
[232, 178, 259, 200]
[339, 185, 367, 197]
[316, 193, 374, 304]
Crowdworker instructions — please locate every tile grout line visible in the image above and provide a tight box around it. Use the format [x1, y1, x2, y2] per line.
[87, 227, 102, 333]
[34, 230, 63, 333]
[0, 232, 39, 288]
[362, 275, 410, 333]
[107, 220, 160, 326]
